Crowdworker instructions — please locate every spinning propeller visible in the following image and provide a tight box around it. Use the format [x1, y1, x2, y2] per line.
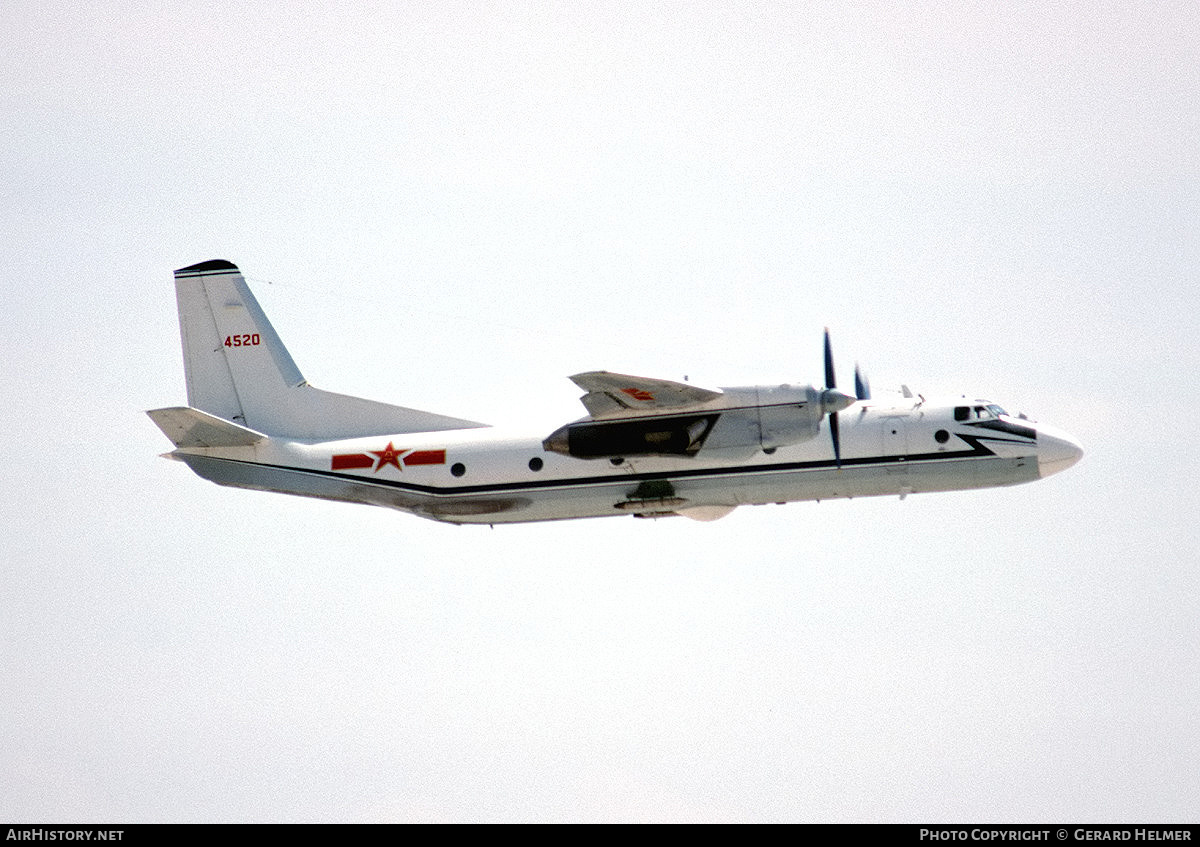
[819, 328, 863, 468]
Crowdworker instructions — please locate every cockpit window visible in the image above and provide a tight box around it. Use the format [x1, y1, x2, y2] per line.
[957, 403, 1010, 422]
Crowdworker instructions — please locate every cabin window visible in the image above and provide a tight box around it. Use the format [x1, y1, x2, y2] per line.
[528, 457, 543, 471]
[954, 406, 969, 421]
[451, 463, 466, 477]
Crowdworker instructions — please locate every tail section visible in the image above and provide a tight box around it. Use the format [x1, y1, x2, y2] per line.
[170, 260, 487, 440]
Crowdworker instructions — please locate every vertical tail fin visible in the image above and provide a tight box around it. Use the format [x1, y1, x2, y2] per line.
[172, 260, 486, 440]
[173, 260, 298, 427]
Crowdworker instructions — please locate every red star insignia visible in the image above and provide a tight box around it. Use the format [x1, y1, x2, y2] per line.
[371, 442, 406, 472]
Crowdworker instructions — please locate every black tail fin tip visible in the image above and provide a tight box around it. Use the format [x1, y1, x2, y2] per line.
[175, 259, 239, 274]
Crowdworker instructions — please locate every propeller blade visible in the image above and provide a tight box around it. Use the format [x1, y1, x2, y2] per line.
[823, 327, 836, 389]
[854, 363, 871, 401]
[830, 410, 842, 468]
[822, 328, 853, 469]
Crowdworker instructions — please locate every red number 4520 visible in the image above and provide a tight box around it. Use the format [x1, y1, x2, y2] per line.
[224, 334, 261, 347]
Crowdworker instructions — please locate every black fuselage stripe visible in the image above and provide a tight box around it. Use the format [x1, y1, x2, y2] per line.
[187, 433, 1024, 498]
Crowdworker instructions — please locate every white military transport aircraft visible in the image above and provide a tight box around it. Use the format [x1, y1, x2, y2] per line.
[148, 260, 1083, 525]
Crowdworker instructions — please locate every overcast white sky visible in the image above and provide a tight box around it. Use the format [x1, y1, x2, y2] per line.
[2, 0, 1197, 823]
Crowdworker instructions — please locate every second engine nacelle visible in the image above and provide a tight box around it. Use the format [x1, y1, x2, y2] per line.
[543, 383, 833, 459]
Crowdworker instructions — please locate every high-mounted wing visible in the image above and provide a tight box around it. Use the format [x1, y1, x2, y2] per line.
[569, 371, 722, 419]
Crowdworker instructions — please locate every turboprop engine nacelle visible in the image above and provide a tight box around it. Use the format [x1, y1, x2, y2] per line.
[543, 383, 845, 459]
[751, 384, 827, 450]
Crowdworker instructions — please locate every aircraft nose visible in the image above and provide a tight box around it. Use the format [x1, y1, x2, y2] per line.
[1037, 424, 1084, 478]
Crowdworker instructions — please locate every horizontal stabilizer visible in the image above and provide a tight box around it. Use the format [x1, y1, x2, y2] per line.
[147, 406, 266, 448]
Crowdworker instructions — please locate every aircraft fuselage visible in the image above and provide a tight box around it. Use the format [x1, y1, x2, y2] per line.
[171, 395, 1081, 524]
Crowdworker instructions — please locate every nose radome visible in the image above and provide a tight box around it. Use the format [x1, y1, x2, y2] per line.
[1037, 424, 1084, 478]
